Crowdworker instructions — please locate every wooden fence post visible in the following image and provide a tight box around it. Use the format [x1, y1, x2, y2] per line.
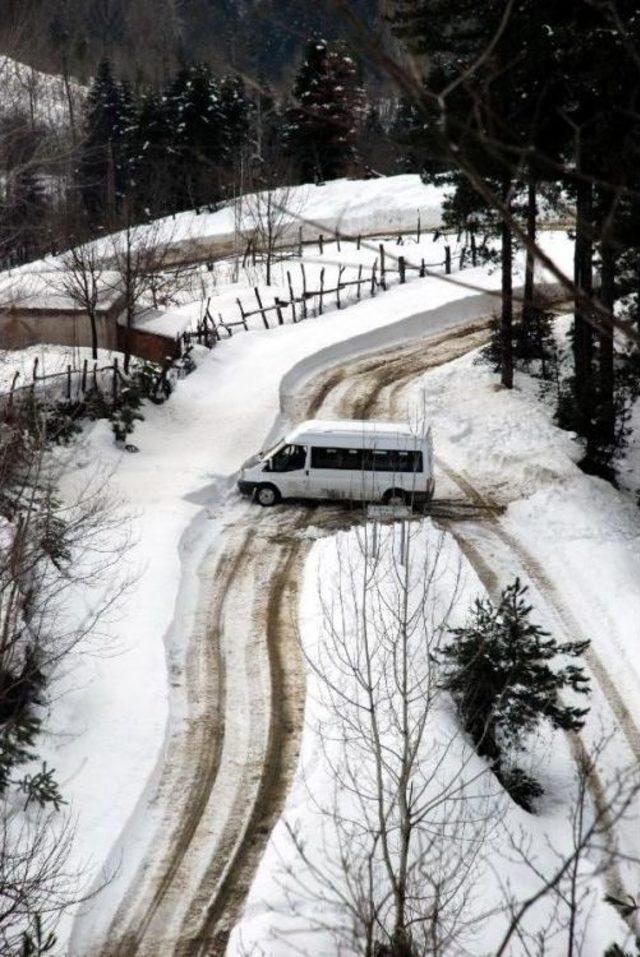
[237, 298, 249, 330]
[357, 264, 363, 300]
[93, 363, 98, 391]
[319, 267, 325, 315]
[420, 258, 426, 278]
[371, 261, 377, 296]
[82, 359, 88, 393]
[399, 256, 406, 284]
[445, 246, 452, 275]
[319, 234, 324, 255]
[336, 266, 345, 309]
[459, 248, 466, 270]
[274, 299, 285, 325]
[254, 287, 269, 328]
[471, 232, 477, 267]
[287, 271, 297, 322]
[357, 235, 361, 250]
[300, 263, 308, 319]
[66, 365, 72, 400]
[379, 244, 387, 290]
[417, 210, 421, 243]
[113, 358, 119, 403]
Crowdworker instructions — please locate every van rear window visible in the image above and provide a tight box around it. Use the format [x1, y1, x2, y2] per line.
[311, 447, 423, 472]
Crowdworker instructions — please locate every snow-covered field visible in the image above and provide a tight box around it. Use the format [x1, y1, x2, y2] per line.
[12, 158, 631, 954]
[27, 228, 577, 954]
[228, 518, 630, 955]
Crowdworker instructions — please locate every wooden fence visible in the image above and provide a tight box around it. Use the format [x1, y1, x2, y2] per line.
[181, 235, 473, 349]
[0, 352, 177, 422]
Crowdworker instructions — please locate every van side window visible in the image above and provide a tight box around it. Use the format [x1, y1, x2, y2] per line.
[311, 447, 363, 470]
[310, 447, 423, 472]
[362, 450, 423, 472]
[269, 444, 307, 472]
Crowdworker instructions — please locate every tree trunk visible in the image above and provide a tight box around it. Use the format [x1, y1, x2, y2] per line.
[599, 239, 616, 449]
[89, 312, 98, 360]
[573, 178, 594, 437]
[522, 179, 537, 328]
[501, 176, 514, 389]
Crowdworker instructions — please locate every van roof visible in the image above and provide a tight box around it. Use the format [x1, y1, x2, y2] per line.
[287, 419, 426, 446]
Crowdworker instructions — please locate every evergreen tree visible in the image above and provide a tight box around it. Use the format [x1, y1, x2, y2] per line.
[439, 579, 590, 807]
[284, 38, 367, 183]
[78, 58, 134, 224]
[219, 74, 251, 160]
[165, 63, 226, 210]
[125, 87, 173, 218]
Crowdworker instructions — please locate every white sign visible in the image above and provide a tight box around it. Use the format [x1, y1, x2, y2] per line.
[367, 505, 413, 521]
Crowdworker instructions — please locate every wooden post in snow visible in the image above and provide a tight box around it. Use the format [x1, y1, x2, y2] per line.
[319, 267, 325, 314]
[379, 244, 387, 290]
[274, 299, 284, 325]
[371, 261, 377, 296]
[357, 264, 363, 300]
[300, 263, 308, 319]
[319, 234, 324, 254]
[237, 298, 248, 330]
[254, 287, 269, 328]
[399, 256, 406, 284]
[336, 266, 345, 309]
[445, 246, 451, 275]
[287, 271, 297, 322]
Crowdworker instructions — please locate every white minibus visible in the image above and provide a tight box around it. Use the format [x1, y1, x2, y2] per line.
[237, 419, 435, 507]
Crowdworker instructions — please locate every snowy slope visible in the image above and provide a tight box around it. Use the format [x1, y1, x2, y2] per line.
[0, 54, 84, 129]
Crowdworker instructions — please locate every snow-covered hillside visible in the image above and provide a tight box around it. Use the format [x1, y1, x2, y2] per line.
[0, 54, 84, 129]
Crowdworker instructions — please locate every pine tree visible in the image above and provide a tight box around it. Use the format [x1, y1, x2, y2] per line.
[438, 579, 590, 807]
[165, 63, 226, 210]
[78, 59, 134, 224]
[284, 38, 367, 183]
[219, 74, 251, 160]
[126, 88, 173, 219]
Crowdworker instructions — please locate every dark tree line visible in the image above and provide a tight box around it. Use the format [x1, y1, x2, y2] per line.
[389, 0, 640, 479]
[77, 40, 369, 227]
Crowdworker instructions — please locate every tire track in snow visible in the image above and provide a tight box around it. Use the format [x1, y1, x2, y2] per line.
[101, 509, 312, 956]
[306, 321, 640, 932]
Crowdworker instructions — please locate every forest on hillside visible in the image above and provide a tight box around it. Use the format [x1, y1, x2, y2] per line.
[0, 0, 379, 83]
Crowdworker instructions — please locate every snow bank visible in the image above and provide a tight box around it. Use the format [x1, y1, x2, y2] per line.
[228, 520, 627, 955]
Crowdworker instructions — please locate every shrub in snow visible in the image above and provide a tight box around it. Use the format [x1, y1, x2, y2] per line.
[438, 578, 590, 810]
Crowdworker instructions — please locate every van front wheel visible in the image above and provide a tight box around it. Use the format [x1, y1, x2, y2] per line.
[256, 483, 281, 507]
[384, 489, 408, 507]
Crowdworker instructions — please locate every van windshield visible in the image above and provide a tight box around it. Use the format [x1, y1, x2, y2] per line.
[259, 439, 284, 461]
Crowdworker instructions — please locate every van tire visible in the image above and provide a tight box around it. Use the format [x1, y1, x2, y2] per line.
[256, 483, 281, 507]
[383, 488, 408, 507]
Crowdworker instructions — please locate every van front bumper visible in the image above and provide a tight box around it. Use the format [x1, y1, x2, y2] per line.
[237, 479, 258, 497]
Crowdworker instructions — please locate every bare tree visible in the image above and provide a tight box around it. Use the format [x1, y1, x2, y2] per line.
[240, 163, 304, 287]
[491, 736, 640, 955]
[56, 242, 107, 360]
[273, 520, 494, 956]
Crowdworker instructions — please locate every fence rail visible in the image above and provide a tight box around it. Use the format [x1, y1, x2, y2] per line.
[181, 232, 477, 351]
[0, 352, 177, 422]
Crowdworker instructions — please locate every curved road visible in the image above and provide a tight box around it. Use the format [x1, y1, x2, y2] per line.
[100, 315, 640, 955]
